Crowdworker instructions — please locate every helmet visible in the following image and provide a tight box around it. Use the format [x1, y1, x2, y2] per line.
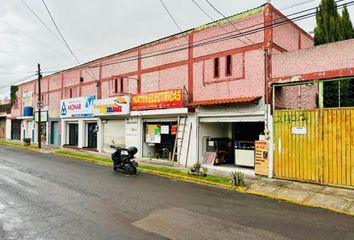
[127, 146, 138, 156]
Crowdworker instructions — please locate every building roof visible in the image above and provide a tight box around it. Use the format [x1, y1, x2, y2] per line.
[16, 4, 267, 86]
[187, 96, 261, 107]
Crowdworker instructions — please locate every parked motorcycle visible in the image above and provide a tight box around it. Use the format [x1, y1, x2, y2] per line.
[110, 145, 138, 175]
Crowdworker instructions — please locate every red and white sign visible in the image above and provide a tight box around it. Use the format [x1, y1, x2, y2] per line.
[131, 89, 183, 111]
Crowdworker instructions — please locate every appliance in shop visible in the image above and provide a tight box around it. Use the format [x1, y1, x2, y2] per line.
[234, 141, 255, 167]
[206, 138, 233, 165]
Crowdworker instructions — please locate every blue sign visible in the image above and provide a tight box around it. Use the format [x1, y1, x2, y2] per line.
[85, 95, 96, 109]
[61, 102, 67, 116]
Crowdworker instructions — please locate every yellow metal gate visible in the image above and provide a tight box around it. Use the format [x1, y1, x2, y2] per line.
[274, 108, 354, 187]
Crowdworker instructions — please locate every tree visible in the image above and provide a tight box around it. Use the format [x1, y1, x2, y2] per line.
[314, 1, 354, 108]
[340, 5, 354, 40]
[314, 0, 354, 45]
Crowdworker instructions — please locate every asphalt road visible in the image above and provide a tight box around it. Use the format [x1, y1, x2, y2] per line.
[0, 146, 353, 240]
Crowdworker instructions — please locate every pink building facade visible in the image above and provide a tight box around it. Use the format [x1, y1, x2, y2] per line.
[8, 4, 319, 176]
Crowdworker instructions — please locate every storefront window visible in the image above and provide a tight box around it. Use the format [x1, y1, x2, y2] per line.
[143, 122, 177, 160]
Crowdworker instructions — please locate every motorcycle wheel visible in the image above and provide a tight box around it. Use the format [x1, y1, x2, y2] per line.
[113, 166, 118, 172]
[129, 165, 137, 175]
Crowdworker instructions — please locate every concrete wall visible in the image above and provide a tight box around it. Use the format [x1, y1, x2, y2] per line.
[272, 39, 354, 81]
[272, 10, 313, 52]
[102, 119, 126, 153]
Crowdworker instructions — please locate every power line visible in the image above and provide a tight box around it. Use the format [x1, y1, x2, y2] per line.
[204, 0, 255, 44]
[88, 0, 351, 69]
[40, 0, 97, 80]
[159, 0, 186, 37]
[0, 18, 71, 60]
[281, 0, 317, 10]
[190, 0, 249, 45]
[18, 0, 66, 47]
[0, 74, 37, 89]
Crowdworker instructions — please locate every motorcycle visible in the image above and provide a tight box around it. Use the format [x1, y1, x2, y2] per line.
[110, 145, 138, 175]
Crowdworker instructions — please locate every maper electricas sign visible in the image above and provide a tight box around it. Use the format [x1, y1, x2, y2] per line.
[131, 89, 183, 111]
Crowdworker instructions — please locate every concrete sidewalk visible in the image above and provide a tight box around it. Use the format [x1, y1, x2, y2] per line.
[4, 141, 354, 216]
[137, 158, 354, 216]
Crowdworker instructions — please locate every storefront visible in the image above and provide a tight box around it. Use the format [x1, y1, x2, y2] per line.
[128, 89, 196, 166]
[93, 96, 130, 153]
[60, 95, 97, 150]
[190, 97, 267, 176]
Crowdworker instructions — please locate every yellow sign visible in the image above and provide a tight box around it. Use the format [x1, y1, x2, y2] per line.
[255, 141, 269, 176]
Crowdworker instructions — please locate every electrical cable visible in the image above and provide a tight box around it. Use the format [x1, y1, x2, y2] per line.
[0, 74, 37, 89]
[0, 18, 72, 60]
[281, 0, 317, 10]
[88, 0, 352, 69]
[18, 0, 66, 47]
[159, 0, 184, 33]
[90, 0, 351, 69]
[41, 0, 98, 80]
[191, 0, 248, 45]
[204, 0, 255, 44]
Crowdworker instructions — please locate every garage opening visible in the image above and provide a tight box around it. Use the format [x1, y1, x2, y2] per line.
[200, 121, 264, 170]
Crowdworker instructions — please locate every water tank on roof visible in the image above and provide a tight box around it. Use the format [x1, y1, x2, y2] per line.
[23, 107, 33, 117]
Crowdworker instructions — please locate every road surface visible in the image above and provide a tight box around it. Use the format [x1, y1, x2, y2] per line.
[0, 145, 353, 240]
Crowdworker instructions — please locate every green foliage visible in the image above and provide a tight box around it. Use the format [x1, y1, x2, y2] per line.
[23, 138, 31, 146]
[10, 85, 19, 107]
[314, 1, 354, 45]
[231, 172, 245, 186]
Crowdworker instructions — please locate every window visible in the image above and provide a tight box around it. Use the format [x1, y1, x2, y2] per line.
[69, 88, 73, 98]
[226, 55, 232, 76]
[214, 58, 220, 78]
[120, 78, 124, 93]
[114, 79, 118, 93]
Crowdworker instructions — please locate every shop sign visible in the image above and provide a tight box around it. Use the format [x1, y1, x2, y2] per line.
[93, 96, 130, 116]
[131, 89, 183, 111]
[60, 95, 96, 118]
[255, 141, 269, 176]
[34, 111, 48, 122]
[146, 124, 161, 144]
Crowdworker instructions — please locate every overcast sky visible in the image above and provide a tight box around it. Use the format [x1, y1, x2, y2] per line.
[0, 0, 353, 98]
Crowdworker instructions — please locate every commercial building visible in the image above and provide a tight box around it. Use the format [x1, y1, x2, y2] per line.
[6, 3, 354, 186]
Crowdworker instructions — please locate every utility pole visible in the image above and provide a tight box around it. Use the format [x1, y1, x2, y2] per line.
[37, 63, 42, 149]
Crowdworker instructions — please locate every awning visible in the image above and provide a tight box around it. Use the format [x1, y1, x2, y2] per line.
[187, 96, 261, 107]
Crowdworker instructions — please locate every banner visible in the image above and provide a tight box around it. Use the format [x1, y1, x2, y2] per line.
[255, 141, 269, 176]
[93, 96, 130, 116]
[131, 89, 183, 111]
[60, 95, 96, 118]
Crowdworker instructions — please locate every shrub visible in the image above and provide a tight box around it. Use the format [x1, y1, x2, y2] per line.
[23, 138, 31, 146]
[231, 171, 245, 186]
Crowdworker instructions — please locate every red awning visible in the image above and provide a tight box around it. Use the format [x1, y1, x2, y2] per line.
[187, 96, 261, 107]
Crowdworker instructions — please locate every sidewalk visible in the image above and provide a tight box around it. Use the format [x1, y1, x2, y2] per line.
[1, 140, 353, 216]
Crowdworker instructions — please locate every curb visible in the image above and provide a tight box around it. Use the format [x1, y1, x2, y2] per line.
[1, 143, 353, 217]
[246, 190, 354, 217]
[140, 168, 247, 192]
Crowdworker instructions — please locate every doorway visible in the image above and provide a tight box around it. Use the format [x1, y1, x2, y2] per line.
[68, 123, 79, 146]
[51, 121, 59, 145]
[87, 123, 97, 148]
[11, 120, 21, 140]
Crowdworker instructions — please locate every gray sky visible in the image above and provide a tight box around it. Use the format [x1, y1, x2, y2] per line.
[0, 0, 353, 98]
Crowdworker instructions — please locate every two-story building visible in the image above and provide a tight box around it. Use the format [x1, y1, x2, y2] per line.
[8, 3, 315, 176]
